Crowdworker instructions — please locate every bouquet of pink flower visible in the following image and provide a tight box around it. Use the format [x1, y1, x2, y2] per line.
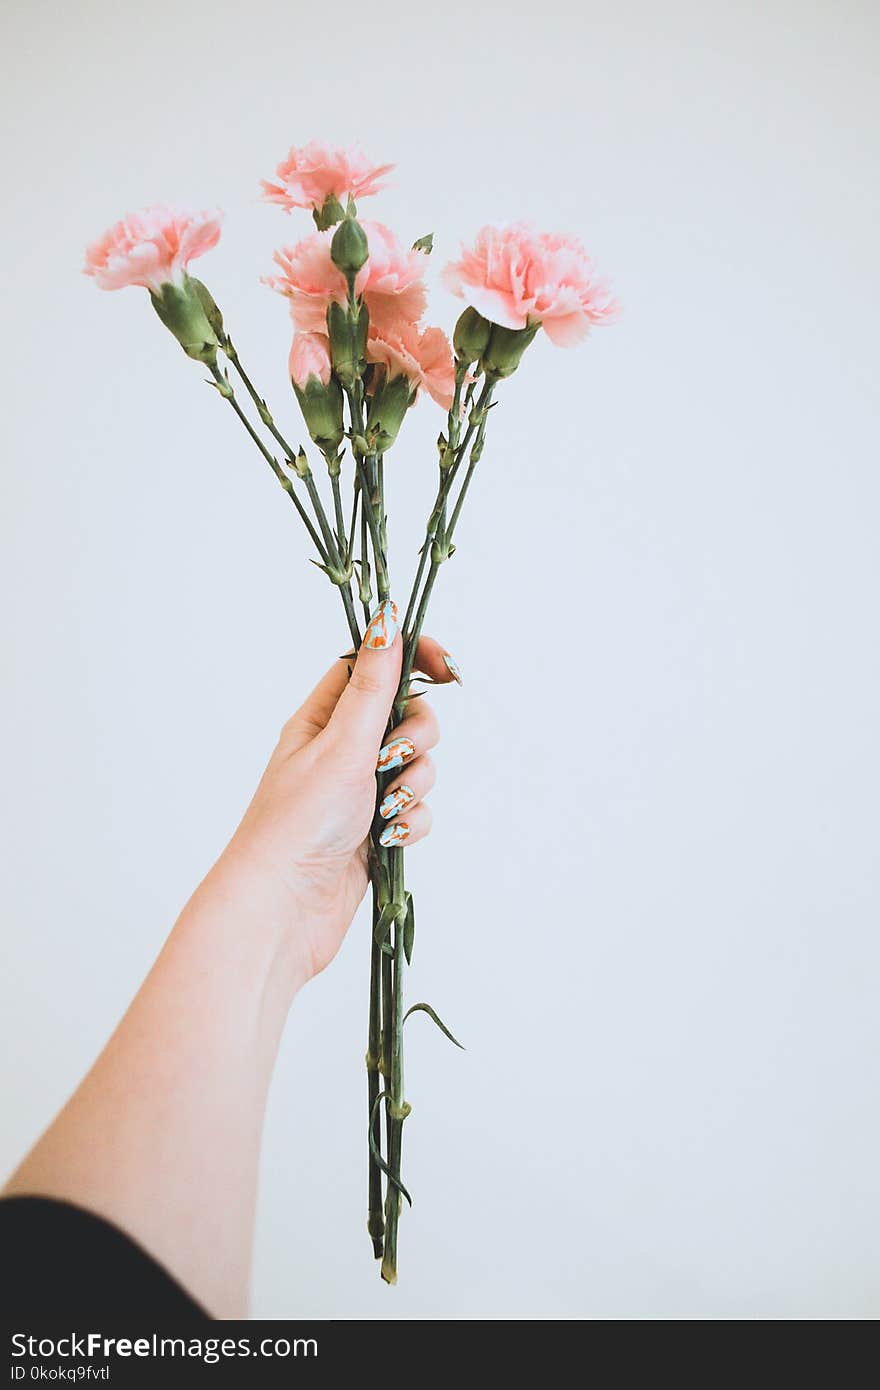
[84, 140, 618, 1284]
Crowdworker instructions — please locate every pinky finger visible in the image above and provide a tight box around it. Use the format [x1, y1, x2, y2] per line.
[378, 802, 433, 849]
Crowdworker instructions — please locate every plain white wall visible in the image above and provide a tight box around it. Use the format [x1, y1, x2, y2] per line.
[1, 0, 878, 1319]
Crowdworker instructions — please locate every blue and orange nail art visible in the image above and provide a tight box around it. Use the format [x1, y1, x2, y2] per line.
[363, 598, 399, 651]
[379, 784, 415, 820]
[379, 820, 410, 848]
[443, 653, 463, 685]
[377, 737, 415, 772]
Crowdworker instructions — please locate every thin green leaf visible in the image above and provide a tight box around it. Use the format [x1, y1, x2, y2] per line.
[403, 1002, 465, 1050]
[373, 901, 401, 947]
[403, 893, 415, 966]
[369, 1092, 413, 1207]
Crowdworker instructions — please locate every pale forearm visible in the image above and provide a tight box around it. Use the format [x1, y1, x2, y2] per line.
[3, 853, 302, 1318]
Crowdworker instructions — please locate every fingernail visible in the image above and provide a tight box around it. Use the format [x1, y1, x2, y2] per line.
[363, 599, 399, 651]
[377, 737, 415, 772]
[379, 820, 410, 848]
[379, 784, 415, 820]
[443, 652, 463, 685]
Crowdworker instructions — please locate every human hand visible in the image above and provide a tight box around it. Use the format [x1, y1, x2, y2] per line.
[212, 600, 460, 990]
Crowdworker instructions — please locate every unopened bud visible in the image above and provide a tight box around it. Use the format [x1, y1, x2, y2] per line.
[292, 447, 311, 480]
[330, 217, 369, 277]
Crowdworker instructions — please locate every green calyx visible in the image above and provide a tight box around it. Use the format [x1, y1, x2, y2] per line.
[481, 321, 539, 380]
[292, 374, 345, 454]
[330, 216, 369, 277]
[327, 298, 368, 388]
[312, 193, 345, 231]
[150, 276, 219, 363]
[188, 278, 224, 338]
[453, 306, 492, 365]
[366, 373, 415, 452]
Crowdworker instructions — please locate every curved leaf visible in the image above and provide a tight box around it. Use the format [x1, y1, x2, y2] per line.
[403, 893, 415, 965]
[369, 1092, 413, 1208]
[403, 1002, 465, 1050]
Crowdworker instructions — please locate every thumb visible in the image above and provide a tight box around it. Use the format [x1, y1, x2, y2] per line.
[328, 599, 402, 757]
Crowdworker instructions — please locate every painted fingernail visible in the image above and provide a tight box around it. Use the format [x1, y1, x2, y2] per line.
[363, 599, 399, 651]
[377, 737, 415, 772]
[443, 652, 463, 685]
[379, 784, 415, 820]
[379, 820, 410, 848]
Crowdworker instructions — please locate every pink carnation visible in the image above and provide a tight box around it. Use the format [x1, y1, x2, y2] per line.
[288, 332, 332, 388]
[367, 324, 455, 409]
[267, 221, 427, 334]
[261, 141, 393, 213]
[358, 222, 427, 331]
[269, 231, 343, 332]
[443, 222, 619, 346]
[83, 206, 222, 292]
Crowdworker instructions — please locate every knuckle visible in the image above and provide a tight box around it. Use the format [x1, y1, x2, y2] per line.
[348, 668, 385, 699]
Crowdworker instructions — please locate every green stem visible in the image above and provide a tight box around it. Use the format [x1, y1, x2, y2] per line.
[330, 469, 347, 558]
[356, 476, 371, 627]
[400, 378, 491, 640]
[380, 848, 408, 1285]
[222, 340, 361, 646]
[444, 387, 494, 547]
[208, 362, 329, 561]
[354, 453, 389, 601]
[367, 883, 385, 1258]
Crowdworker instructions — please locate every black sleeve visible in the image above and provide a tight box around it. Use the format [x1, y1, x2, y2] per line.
[0, 1196, 210, 1319]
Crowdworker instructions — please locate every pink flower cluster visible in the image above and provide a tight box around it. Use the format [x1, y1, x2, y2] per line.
[83, 206, 222, 293]
[261, 140, 393, 214]
[83, 144, 618, 414]
[270, 204, 454, 409]
[443, 222, 619, 346]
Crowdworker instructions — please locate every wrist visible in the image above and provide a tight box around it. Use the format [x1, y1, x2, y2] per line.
[180, 845, 313, 1013]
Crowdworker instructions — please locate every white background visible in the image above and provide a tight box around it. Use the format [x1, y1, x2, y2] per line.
[1, 0, 878, 1319]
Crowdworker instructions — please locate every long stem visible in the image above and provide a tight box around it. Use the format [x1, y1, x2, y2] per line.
[330, 469, 347, 557]
[444, 388, 494, 546]
[355, 453, 389, 600]
[356, 477, 371, 628]
[380, 848, 408, 1285]
[207, 363, 330, 559]
[400, 378, 491, 639]
[398, 382, 496, 706]
[221, 341, 361, 646]
[367, 882, 384, 1258]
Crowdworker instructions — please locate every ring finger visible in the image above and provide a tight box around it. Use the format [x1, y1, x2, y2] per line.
[378, 755, 436, 822]
[377, 800, 433, 849]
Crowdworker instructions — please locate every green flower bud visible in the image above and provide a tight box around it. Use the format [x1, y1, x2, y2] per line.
[292, 447, 311, 480]
[366, 373, 415, 452]
[326, 299, 368, 387]
[291, 374, 345, 455]
[150, 276, 219, 363]
[189, 278, 224, 338]
[453, 306, 492, 364]
[480, 322, 539, 379]
[330, 216, 369, 277]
